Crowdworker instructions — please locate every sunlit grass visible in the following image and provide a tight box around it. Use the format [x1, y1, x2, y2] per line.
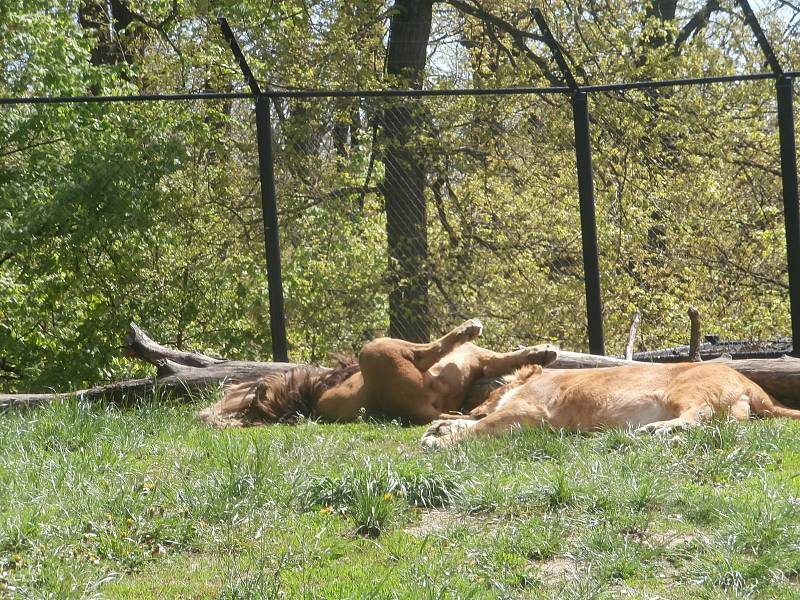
[0, 395, 798, 598]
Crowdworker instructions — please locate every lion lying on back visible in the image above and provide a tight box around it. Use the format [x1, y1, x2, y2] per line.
[421, 361, 800, 448]
[198, 319, 558, 427]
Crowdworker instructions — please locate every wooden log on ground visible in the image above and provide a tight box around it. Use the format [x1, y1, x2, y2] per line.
[0, 363, 307, 412]
[123, 322, 222, 367]
[3, 323, 800, 411]
[549, 351, 634, 369]
[0, 323, 309, 411]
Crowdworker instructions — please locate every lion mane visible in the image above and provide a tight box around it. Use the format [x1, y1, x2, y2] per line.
[197, 354, 360, 427]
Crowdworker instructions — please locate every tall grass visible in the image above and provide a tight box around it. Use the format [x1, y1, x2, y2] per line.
[0, 396, 798, 598]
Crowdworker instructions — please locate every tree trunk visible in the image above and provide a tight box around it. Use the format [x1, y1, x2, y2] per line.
[383, 0, 433, 342]
[79, 0, 137, 68]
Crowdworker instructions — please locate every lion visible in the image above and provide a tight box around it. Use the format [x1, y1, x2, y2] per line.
[197, 319, 558, 427]
[420, 361, 800, 448]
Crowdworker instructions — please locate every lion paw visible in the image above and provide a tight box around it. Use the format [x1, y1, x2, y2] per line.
[420, 419, 478, 449]
[457, 319, 483, 342]
[636, 420, 688, 436]
[420, 435, 446, 450]
[522, 344, 559, 366]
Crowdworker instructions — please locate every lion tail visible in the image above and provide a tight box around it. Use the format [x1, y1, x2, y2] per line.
[747, 384, 800, 420]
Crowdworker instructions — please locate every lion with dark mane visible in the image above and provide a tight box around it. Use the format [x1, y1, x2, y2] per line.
[197, 319, 558, 427]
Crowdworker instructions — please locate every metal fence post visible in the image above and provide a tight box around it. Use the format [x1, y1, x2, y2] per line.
[776, 77, 800, 355]
[218, 17, 289, 362]
[531, 8, 604, 355]
[572, 91, 605, 355]
[734, 1, 800, 354]
[255, 94, 289, 362]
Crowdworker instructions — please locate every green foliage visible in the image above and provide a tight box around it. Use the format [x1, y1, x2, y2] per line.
[2, 1, 799, 391]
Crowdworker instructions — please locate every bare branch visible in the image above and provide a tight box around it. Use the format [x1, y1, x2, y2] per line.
[445, 0, 562, 86]
[625, 311, 641, 361]
[675, 0, 721, 51]
[0, 137, 66, 159]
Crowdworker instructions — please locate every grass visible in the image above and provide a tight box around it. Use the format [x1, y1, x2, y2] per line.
[0, 394, 798, 599]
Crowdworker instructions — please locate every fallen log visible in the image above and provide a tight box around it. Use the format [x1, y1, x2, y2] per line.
[0, 323, 308, 411]
[3, 323, 800, 411]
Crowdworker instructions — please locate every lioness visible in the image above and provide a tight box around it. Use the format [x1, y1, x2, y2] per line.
[421, 361, 800, 448]
[198, 319, 558, 427]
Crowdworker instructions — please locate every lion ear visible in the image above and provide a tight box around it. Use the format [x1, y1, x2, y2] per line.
[329, 352, 358, 368]
[514, 364, 542, 383]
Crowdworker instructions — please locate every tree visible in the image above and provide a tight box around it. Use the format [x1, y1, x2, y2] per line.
[1, 0, 798, 393]
[382, 0, 434, 342]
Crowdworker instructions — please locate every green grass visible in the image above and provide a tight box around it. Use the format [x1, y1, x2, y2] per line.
[1, 395, 799, 599]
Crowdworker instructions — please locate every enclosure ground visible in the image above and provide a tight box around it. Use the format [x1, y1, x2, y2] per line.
[1, 393, 798, 599]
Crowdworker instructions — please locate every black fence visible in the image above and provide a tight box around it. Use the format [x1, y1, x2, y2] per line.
[229, 4, 800, 361]
[1, 2, 799, 374]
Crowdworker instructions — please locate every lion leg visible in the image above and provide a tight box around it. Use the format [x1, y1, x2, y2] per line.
[405, 318, 484, 371]
[421, 404, 548, 449]
[477, 344, 559, 377]
[635, 405, 714, 435]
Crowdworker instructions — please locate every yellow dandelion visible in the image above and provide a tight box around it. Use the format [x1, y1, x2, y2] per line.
[320, 506, 333, 514]
[383, 492, 393, 501]
[13, 554, 22, 562]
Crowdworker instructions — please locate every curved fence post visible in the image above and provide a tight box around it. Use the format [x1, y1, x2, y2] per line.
[218, 17, 289, 362]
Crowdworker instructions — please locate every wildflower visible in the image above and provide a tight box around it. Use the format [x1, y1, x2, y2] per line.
[383, 492, 393, 501]
[199, 519, 208, 527]
[320, 506, 333, 514]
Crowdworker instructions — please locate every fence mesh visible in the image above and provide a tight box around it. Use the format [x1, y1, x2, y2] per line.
[593, 79, 790, 354]
[272, 93, 582, 361]
[2, 77, 799, 390]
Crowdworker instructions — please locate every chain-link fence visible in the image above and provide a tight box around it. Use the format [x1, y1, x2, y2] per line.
[2, 67, 800, 393]
[592, 79, 793, 354]
[270, 77, 799, 363]
[272, 93, 582, 361]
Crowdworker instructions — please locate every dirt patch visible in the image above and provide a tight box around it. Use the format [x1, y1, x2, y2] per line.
[405, 509, 460, 537]
[537, 556, 576, 583]
[650, 530, 705, 549]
